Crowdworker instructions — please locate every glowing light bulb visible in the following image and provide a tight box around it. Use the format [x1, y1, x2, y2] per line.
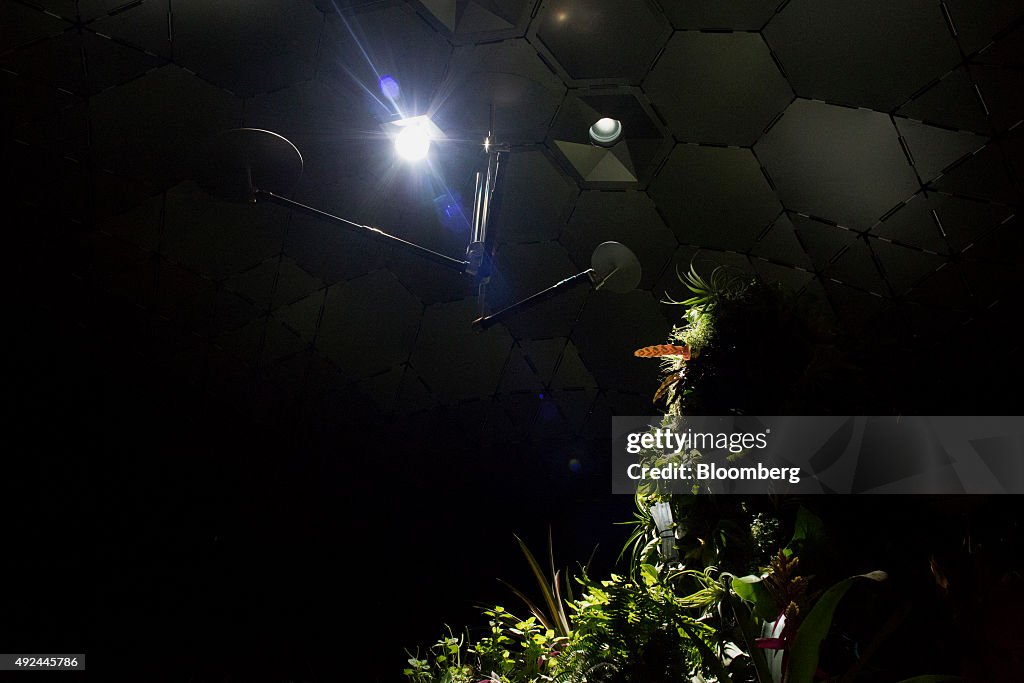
[388, 115, 443, 162]
[395, 123, 430, 161]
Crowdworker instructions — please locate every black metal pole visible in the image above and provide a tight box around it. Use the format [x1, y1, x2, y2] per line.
[471, 269, 596, 332]
[254, 189, 470, 274]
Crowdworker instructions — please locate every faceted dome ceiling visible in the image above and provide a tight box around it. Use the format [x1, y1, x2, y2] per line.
[7, 5, 1024, 676]
[4, 0, 1023, 435]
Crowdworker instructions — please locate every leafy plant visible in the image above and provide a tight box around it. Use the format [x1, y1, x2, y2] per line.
[405, 260, 968, 683]
[499, 531, 583, 638]
[639, 261, 854, 415]
[783, 571, 887, 683]
[403, 629, 474, 683]
[666, 263, 752, 315]
[475, 608, 564, 683]
[618, 493, 661, 573]
[555, 570, 715, 683]
[404, 608, 565, 683]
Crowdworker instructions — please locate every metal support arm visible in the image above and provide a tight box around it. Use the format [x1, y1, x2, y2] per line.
[254, 189, 470, 274]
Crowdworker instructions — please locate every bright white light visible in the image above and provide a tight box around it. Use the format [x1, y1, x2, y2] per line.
[389, 115, 444, 162]
[589, 117, 623, 146]
[395, 123, 431, 161]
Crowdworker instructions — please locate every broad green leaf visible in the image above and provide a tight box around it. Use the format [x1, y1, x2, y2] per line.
[785, 506, 825, 557]
[784, 571, 887, 683]
[640, 563, 659, 587]
[731, 574, 777, 622]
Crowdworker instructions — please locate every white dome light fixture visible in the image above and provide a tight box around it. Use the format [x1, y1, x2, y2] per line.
[589, 117, 623, 147]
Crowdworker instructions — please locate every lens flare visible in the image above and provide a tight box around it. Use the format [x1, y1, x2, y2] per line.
[433, 191, 469, 232]
[379, 75, 400, 100]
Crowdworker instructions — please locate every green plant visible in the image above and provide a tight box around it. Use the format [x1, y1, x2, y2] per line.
[618, 492, 660, 573]
[554, 570, 716, 683]
[404, 607, 565, 683]
[404, 254, 969, 682]
[783, 570, 887, 683]
[641, 262, 851, 415]
[499, 532, 578, 638]
[666, 263, 752, 317]
[665, 265, 751, 356]
[403, 629, 473, 683]
[623, 494, 783, 576]
[475, 608, 564, 683]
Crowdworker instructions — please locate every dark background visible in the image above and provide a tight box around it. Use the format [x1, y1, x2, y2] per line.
[4, 0, 1023, 680]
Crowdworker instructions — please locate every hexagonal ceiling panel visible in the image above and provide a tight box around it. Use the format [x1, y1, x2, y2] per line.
[872, 191, 1015, 254]
[173, 1, 324, 96]
[791, 214, 889, 294]
[755, 99, 920, 230]
[316, 269, 423, 380]
[89, 2, 174, 59]
[894, 118, 988, 183]
[560, 190, 675, 289]
[649, 144, 783, 251]
[492, 150, 578, 243]
[409, 297, 513, 403]
[0, 24, 164, 97]
[662, 0, 779, 30]
[927, 141, 1019, 203]
[571, 289, 670, 395]
[436, 39, 565, 144]
[968, 63, 1024, 133]
[645, 31, 793, 146]
[896, 68, 992, 134]
[89, 65, 242, 187]
[942, 0, 1024, 56]
[533, 0, 671, 83]
[2, 3, 68, 52]
[764, 0, 963, 111]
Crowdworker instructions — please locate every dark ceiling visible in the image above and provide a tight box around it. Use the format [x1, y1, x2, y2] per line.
[4, 0, 1023, 425]
[4, 0, 1024, 678]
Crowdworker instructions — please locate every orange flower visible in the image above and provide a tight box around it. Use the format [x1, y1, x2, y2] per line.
[633, 344, 692, 360]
